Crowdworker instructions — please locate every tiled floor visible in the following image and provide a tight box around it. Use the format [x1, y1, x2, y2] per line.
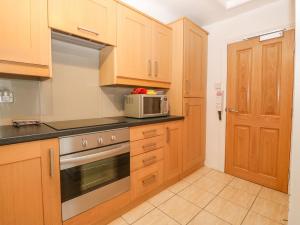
[108, 167, 289, 225]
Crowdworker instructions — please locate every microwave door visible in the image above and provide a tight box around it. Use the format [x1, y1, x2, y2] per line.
[143, 96, 162, 117]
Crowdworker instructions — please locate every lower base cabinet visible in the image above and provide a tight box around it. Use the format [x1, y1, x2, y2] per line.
[0, 139, 62, 225]
[182, 98, 206, 175]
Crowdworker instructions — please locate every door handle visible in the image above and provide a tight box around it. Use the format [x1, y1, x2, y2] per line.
[77, 26, 99, 36]
[49, 148, 54, 177]
[155, 61, 158, 77]
[148, 60, 152, 76]
[226, 108, 239, 113]
[185, 103, 190, 116]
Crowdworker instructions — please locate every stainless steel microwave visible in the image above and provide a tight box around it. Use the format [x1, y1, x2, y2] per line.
[124, 94, 169, 118]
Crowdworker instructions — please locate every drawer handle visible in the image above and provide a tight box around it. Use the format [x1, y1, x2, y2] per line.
[142, 143, 157, 152]
[142, 129, 157, 138]
[77, 26, 99, 36]
[142, 174, 156, 186]
[143, 156, 157, 166]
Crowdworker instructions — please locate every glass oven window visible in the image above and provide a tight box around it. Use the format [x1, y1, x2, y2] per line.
[143, 97, 161, 115]
[60, 152, 129, 202]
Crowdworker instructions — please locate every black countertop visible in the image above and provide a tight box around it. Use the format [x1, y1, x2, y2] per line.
[0, 116, 184, 146]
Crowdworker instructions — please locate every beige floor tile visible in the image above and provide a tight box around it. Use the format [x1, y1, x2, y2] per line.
[107, 217, 128, 225]
[184, 167, 213, 184]
[194, 176, 227, 194]
[229, 178, 262, 195]
[132, 209, 179, 225]
[219, 185, 256, 209]
[205, 170, 234, 184]
[178, 185, 215, 208]
[122, 202, 154, 224]
[159, 195, 201, 225]
[205, 197, 248, 225]
[242, 211, 283, 225]
[188, 210, 231, 225]
[251, 197, 288, 224]
[259, 187, 289, 206]
[148, 189, 175, 207]
[168, 180, 190, 193]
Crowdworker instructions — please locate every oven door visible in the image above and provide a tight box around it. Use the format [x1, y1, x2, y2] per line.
[60, 142, 130, 221]
[142, 95, 165, 117]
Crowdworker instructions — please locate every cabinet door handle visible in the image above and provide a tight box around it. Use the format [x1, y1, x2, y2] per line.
[143, 156, 157, 166]
[142, 143, 157, 152]
[166, 127, 170, 143]
[148, 60, 152, 76]
[142, 174, 156, 186]
[143, 129, 157, 138]
[226, 108, 239, 113]
[185, 80, 190, 93]
[49, 148, 54, 177]
[185, 103, 190, 116]
[77, 26, 99, 36]
[155, 61, 158, 77]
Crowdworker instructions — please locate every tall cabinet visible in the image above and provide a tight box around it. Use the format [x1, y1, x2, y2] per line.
[169, 18, 208, 175]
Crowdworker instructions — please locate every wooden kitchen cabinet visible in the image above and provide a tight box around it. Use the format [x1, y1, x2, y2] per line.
[183, 19, 208, 98]
[152, 22, 172, 82]
[0, 139, 62, 225]
[164, 121, 183, 182]
[48, 0, 117, 45]
[0, 0, 50, 77]
[168, 18, 208, 115]
[182, 98, 206, 175]
[100, 2, 172, 88]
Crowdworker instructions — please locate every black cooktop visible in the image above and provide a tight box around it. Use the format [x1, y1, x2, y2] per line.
[44, 117, 127, 131]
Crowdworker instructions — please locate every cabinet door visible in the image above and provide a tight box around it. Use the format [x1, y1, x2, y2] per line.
[152, 22, 172, 83]
[48, 0, 116, 45]
[116, 4, 152, 80]
[0, 140, 62, 225]
[0, 0, 49, 65]
[164, 121, 183, 181]
[182, 98, 206, 174]
[183, 20, 208, 97]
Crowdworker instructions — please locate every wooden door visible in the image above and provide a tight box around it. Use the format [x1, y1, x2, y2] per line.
[183, 19, 208, 98]
[0, 139, 62, 225]
[165, 121, 183, 181]
[48, 0, 116, 45]
[183, 98, 206, 174]
[0, 0, 49, 65]
[225, 30, 294, 193]
[152, 22, 172, 83]
[116, 4, 152, 80]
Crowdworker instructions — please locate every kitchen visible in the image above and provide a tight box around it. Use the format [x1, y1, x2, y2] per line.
[0, 0, 299, 225]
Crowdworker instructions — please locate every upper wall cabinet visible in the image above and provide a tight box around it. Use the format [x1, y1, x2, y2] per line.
[0, 0, 50, 77]
[48, 0, 117, 46]
[183, 19, 207, 98]
[100, 3, 172, 88]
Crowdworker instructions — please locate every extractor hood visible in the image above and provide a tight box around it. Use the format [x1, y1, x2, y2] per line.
[51, 30, 107, 50]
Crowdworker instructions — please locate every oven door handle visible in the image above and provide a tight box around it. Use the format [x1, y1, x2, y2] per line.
[60, 144, 129, 170]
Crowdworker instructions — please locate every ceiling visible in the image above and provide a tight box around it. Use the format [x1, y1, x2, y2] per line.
[120, 0, 281, 26]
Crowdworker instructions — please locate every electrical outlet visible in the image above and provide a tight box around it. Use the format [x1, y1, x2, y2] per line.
[0, 90, 14, 103]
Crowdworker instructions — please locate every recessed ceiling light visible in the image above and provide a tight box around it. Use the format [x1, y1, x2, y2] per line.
[218, 0, 253, 9]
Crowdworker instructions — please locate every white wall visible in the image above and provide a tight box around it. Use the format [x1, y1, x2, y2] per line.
[203, 0, 295, 171]
[288, 1, 300, 224]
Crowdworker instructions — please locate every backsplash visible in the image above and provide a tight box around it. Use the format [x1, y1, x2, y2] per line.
[0, 39, 131, 126]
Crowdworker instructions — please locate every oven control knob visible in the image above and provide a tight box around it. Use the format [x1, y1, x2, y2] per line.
[82, 139, 88, 148]
[97, 137, 104, 145]
[111, 135, 117, 142]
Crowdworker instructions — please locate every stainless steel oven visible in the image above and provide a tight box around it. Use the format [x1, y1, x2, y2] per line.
[59, 128, 130, 221]
[124, 94, 169, 118]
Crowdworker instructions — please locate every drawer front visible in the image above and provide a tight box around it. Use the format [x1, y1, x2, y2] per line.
[130, 124, 165, 141]
[131, 135, 165, 156]
[131, 161, 164, 199]
[131, 148, 164, 171]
